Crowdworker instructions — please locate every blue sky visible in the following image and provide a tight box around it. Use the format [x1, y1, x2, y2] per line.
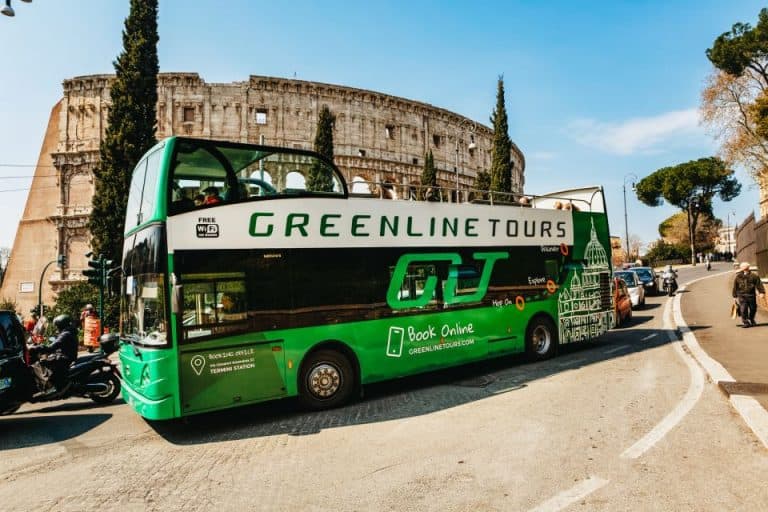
[0, 0, 765, 250]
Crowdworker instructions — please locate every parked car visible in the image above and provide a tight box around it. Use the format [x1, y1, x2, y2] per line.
[613, 277, 633, 327]
[614, 270, 646, 308]
[632, 266, 660, 296]
[0, 310, 31, 415]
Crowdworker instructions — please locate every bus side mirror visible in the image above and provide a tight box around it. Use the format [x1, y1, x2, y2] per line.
[172, 285, 183, 314]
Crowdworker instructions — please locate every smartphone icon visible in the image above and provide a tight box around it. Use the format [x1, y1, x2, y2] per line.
[386, 326, 404, 357]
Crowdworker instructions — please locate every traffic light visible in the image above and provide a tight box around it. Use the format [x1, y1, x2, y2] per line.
[83, 257, 103, 287]
[56, 253, 67, 268]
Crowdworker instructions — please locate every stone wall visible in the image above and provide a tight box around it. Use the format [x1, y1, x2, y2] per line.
[1, 73, 526, 317]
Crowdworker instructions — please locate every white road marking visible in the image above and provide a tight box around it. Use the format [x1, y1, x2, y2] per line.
[528, 476, 609, 512]
[640, 333, 657, 341]
[603, 344, 630, 354]
[620, 295, 705, 459]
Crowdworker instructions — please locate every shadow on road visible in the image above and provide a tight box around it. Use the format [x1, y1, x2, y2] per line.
[13, 398, 126, 416]
[0, 413, 112, 450]
[149, 327, 674, 445]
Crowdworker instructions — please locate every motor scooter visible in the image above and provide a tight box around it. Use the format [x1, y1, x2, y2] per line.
[0, 333, 121, 415]
[662, 275, 678, 296]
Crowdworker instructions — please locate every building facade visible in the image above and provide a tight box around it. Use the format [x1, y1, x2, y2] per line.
[1, 73, 526, 316]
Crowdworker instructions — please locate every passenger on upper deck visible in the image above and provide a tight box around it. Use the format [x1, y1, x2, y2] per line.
[202, 186, 222, 205]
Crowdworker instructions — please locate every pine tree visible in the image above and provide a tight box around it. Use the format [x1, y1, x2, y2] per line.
[89, 0, 159, 263]
[489, 76, 512, 195]
[420, 150, 437, 199]
[307, 105, 336, 192]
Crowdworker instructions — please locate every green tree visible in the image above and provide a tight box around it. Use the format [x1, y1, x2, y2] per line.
[89, 0, 159, 263]
[473, 170, 491, 201]
[635, 157, 740, 265]
[645, 240, 691, 266]
[420, 150, 437, 199]
[306, 105, 335, 192]
[706, 8, 768, 82]
[0, 297, 18, 314]
[489, 76, 512, 196]
[659, 211, 722, 251]
[703, 8, 768, 182]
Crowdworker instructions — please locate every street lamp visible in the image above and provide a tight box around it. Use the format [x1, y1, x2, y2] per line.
[726, 210, 737, 256]
[623, 173, 637, 262]
[454, 119, 476, 203]
[1, 0, 32, 17]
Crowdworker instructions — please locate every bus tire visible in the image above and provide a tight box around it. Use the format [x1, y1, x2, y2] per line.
[298, 349, 354, 410]
[526, 316, 557, 361]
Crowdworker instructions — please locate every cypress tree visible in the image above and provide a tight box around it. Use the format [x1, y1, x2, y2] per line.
[307, 105, 336, 192]
[89, 0, 159, 263]
[489, 76, 512, 195]
[474, 170, 491, 200]
[420, 150, 437, 199]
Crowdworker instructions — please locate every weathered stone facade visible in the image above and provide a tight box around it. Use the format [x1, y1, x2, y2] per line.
[1, 73, 525, 316]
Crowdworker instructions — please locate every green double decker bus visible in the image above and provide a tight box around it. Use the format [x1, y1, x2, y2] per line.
[118, 137, 614, 420]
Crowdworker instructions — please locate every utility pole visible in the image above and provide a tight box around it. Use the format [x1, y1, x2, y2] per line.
[623, 174, 637, 262]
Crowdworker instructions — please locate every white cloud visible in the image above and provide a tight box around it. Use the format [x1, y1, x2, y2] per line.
[529, 151, 556, 160]
[567, 109, 704, 155]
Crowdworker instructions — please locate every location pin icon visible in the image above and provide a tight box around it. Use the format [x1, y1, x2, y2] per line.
[191, 355, 206, 376]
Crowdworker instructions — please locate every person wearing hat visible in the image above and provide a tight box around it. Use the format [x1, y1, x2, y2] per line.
[732, 262, 766, 327]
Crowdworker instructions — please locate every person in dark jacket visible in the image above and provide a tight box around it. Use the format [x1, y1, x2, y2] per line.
[732, 262, 766, 327]
[32, 314, 78, 394]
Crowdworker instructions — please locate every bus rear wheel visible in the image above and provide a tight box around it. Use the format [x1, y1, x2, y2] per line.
[526, 316, 557, 361]
[299, 349, 355, 410]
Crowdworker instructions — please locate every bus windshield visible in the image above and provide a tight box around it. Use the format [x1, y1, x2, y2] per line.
[168, 138, 346, 215]
[121, 225, 169, 347]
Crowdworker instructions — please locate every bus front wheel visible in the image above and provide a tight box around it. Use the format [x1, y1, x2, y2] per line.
[299, 349, 354, 410]
[526, 316, 557, 361]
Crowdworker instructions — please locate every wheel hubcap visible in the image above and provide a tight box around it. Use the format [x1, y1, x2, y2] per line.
[532, 326, 551, 354]
[308, 363, 341, 399]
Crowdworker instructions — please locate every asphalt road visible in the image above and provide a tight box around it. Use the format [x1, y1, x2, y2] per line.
[1, 269, 767, 511]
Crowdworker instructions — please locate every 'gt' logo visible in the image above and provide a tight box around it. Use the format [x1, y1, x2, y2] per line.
[386, 252, 509, 309]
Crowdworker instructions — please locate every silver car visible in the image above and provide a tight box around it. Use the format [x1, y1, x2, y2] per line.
[614, 270, 646, 308]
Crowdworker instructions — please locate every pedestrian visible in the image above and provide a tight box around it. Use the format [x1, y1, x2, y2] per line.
[202, 186, 222, 205]
[24, 312, 38, 336]
[80, 303, 95, 327]
[31, 312, 47, 344]
[732, 262, 766, 327]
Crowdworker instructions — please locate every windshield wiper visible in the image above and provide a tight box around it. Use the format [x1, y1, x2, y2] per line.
[123, 333, 142, 358]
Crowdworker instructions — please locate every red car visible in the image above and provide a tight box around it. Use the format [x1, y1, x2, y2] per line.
[613, 277, 633, 327]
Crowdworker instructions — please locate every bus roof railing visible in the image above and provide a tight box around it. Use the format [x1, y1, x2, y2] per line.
[347, 180, 606, 213]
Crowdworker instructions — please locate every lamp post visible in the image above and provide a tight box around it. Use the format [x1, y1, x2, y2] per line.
[623, 173, 637, 262]
[454, 119, 476, 203]
[2, 0, 32, 17]
[727, 210, 736, 257]
[37, 254, 63, 319]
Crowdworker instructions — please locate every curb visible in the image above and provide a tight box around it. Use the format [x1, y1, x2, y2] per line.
[673, 275, 768, 450]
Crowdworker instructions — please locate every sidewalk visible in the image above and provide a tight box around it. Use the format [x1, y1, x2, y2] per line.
[679, 272, 768, 411]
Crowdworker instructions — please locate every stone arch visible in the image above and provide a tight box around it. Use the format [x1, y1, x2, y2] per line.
[350, 175, 371, 194]
[286, 171, 306, 190]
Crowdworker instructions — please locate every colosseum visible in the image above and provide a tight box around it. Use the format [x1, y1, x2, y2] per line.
[1, 73, 525, 316]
